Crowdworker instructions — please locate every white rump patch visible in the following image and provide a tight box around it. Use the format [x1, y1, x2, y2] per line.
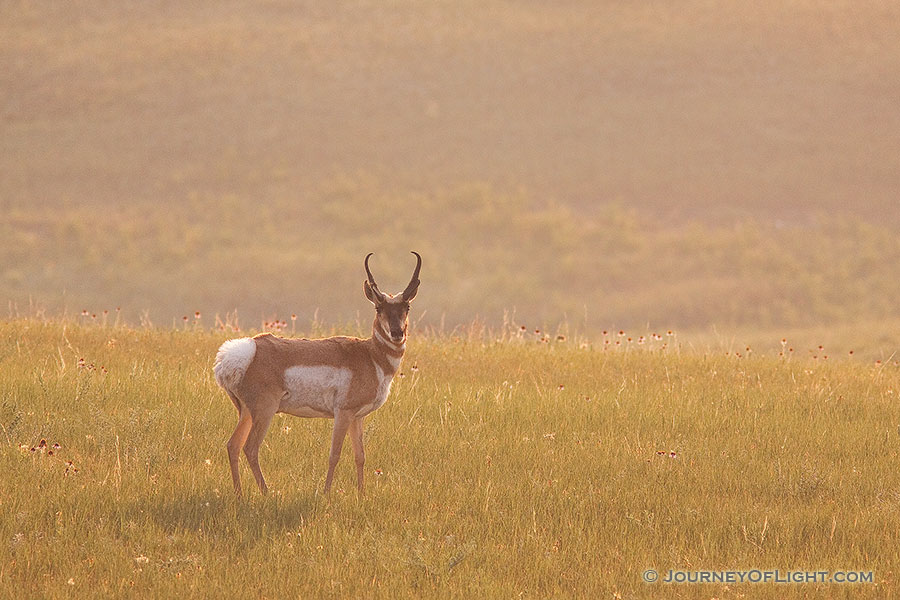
[213, 337, 257, 390]
[281, 366, 353, 418]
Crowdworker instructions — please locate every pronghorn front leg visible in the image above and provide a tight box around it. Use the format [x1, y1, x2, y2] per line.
[348, 416, 366, 494]
[324, 410, 354, 493]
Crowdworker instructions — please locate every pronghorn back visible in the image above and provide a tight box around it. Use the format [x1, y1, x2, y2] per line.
[214, 333, 395, 417]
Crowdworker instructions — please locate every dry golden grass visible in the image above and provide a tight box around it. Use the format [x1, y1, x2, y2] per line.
[0, 318, 898, 598]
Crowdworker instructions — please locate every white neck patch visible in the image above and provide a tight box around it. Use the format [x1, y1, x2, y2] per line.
[374, 327, 405, 352]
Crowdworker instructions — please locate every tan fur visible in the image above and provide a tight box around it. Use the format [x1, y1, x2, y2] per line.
[236, 331, 401, 415]
[217, 253, 419, 497]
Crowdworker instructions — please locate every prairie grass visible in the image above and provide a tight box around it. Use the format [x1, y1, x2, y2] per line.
[1, 318, 898, 598]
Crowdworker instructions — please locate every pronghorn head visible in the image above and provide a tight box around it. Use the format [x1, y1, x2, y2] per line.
[364, 251, 421, 345]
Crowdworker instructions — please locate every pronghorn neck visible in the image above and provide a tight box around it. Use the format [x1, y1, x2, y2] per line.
[371, 317, 406, 364]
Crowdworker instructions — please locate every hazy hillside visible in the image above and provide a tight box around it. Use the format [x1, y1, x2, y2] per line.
[3, 184, 899, 335]
[3, 0, 898, 221]
[2, 1, 899, 332]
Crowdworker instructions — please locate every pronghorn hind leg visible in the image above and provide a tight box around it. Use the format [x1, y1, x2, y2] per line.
[348, 417, 366, 495]
[227, 408, 253, 496]
[324, 410, 354, 494]
[243, 405, 277, 495]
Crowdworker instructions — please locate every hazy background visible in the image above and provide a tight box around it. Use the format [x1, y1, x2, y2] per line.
[3, 0, 899, 336]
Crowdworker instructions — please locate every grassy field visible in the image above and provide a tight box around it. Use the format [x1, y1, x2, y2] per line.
[5, 3, 898, 596]
[1, 318, 898, 598]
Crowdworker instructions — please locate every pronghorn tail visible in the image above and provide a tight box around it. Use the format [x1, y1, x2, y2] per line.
[213, 337, 257, 391]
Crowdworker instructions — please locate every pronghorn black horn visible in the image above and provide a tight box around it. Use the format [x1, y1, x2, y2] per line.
[402, 251, 422, 301]
[364, 252, 378, 287]
[364, 252, 385, 301]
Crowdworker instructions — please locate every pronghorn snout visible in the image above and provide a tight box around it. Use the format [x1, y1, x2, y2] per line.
[390, 329, 404, 342]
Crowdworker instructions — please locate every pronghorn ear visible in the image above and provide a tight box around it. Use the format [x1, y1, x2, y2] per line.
[364, 280, 383, 306]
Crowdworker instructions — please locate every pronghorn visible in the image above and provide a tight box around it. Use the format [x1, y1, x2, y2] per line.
[213, 252, 421, 496]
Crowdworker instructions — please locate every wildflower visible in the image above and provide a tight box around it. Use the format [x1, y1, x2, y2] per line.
[374, 468, 383, 475]
[556, 335, 566, 342]
[669, 451, 677, 459]
[194, 311, 201, 319]
[204, 459, 212, 466]
[411, 363, 419, 372]
[81, 309, 89, 316]
[557, 384, 565, 390]
[618, 330, 625, 337]
[520, 325, 527, 332]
